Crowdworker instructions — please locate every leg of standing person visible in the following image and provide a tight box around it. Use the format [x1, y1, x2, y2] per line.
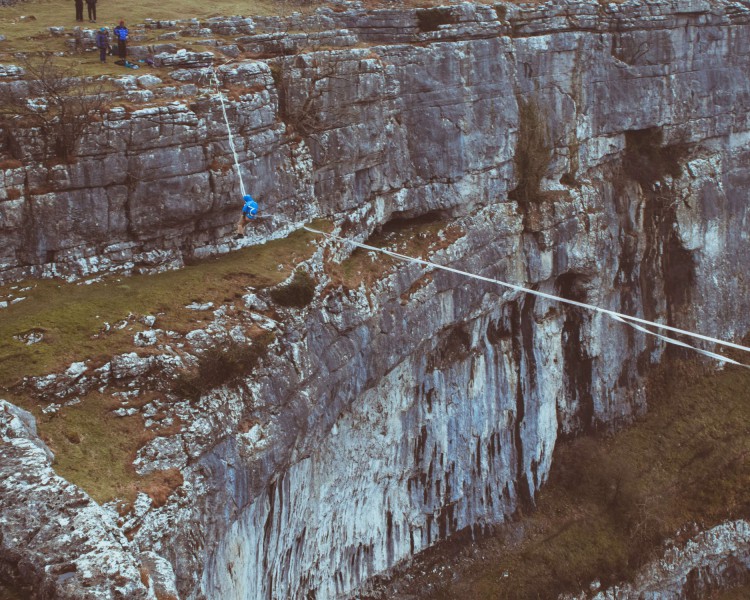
[75, 0, 83, 21]
[91, 3, 96, 22]
[119, 39, 126, 60]
[100, 45, 106, 63]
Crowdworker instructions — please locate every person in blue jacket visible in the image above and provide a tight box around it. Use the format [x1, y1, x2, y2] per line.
[113, 20, 128, 59]
[95, 27, 110, 63]
[235, 194, 258, 238]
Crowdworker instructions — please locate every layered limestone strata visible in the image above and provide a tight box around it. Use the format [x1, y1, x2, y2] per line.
[1, 0, 750, 598]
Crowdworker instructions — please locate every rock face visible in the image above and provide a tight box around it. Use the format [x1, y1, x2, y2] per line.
[0, 400, 156, 599]
[2, 1, 750, 599]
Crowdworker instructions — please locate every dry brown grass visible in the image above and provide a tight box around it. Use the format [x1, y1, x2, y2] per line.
[0, 223, 325, 389]
[326, 215, 465, 290]
[143, 468, 184, 507]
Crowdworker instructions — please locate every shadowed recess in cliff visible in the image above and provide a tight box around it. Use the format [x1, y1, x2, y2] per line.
[327, 210, 462, 290]
[416, 7, 460, 32]
[622, 128, 689, 190]
[556, 272, 595, 435]
[623, 128, 696, 338]
[426, 322, 471, 372]
[508, 96, 552, 210]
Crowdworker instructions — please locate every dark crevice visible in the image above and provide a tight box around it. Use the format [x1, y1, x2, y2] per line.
[373, 209, 448, 237]
[557, 272, 595, 435]
[513, 297, 536, 510]
[427, 323, 471, 372]
[416, 8, 458, 32]
[624, 128, 696, 357]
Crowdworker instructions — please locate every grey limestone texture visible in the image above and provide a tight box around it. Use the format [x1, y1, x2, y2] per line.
[0, 400, 158, 599]
[1, 0, 750, 598]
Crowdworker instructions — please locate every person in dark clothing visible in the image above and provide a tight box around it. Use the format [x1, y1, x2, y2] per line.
[95, 27, 110, 63]
[86, 0, 97, 22]
[113, 20, 128, 60]
[74, 0, 84, 21]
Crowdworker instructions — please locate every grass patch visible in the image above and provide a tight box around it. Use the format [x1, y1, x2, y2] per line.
[717, 584, 750, 599]
[0, 224, 323, 389]
[0, 0, 295, 47]
[269, 269, 316, 308]
[0, 584, 27, 600]
[383, 358, 750, 599]
[172, 333, 274, 401]
[36, 391, 151, 504]
[33, 388, 186, 507]
[0, 0, 312, 78]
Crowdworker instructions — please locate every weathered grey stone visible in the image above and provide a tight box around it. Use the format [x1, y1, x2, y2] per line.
[153, 49, 214, 68]
[0, 400, 154, 599]
[137, 74, 162, 88]
[2, 2, 750, 599]
[0, 64, 23, 78]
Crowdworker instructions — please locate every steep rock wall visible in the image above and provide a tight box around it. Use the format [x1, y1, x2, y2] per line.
[2, 1, 750, 598]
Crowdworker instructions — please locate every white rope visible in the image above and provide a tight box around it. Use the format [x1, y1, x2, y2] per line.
[211, 68, 247, 198]
[303, 226, 750, 369]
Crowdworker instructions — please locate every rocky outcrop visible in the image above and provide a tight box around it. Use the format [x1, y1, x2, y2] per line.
[564, 520, 750, 599]
[0, 400, 157, 599]
[2, 1, 750, 599]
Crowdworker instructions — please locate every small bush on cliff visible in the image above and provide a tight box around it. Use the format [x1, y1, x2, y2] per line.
[509, 97, 552, 205]
[172, 333, 274, 401]
[270, 269, 316, 308]
[0, 56, 107, 163]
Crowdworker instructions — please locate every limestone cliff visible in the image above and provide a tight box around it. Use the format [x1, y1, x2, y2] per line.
[1, 0, 750, 598]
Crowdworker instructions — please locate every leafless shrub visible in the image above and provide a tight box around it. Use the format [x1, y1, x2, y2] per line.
[172, 334, 274, 401]
[0, 56, 107, 163]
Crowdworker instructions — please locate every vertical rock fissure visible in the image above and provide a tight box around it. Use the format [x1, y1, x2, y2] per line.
[516, 296, 536, 508]
[625, 128, 695, 347]
[557, 272, 595, 434]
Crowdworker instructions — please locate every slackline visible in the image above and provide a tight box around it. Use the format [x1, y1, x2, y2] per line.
[210, 68, 247, 198]
[303, 226, 750, 369]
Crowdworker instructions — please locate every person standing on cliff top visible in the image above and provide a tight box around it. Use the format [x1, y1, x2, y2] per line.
[86, 0, 97, 22]
[74, 0, 84, 22]
[113, 20, 128, 59]
[234, 194, 258, 239]
[95, 27, 110, 63]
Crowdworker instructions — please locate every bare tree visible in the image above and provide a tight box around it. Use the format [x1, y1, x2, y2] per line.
[0, 56, 107, 163]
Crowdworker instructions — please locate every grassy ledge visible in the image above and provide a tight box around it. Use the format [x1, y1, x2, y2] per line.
[0, 225, 324, 389]
[326, 213, 465, 291]
[1, 224, 327, 506]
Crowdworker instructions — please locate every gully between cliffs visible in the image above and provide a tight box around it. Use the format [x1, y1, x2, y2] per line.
[1, 1, 750, 599]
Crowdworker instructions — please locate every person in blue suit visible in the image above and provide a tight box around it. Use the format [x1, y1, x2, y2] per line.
[235, 194, 258, 238]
